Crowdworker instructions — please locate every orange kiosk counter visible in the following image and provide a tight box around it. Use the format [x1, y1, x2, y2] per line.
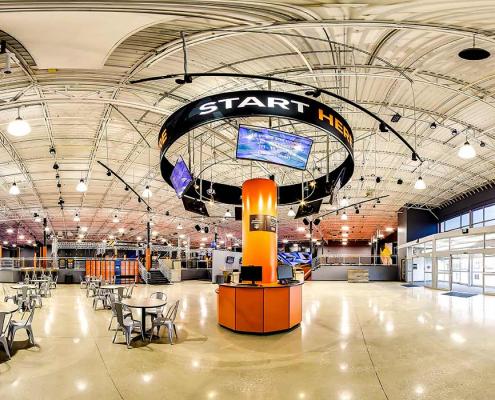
[218, 282, 302, 333]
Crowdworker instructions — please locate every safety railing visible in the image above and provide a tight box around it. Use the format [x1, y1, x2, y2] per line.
[0, 257, 58, 269]
[158, 259, 172, 282]
[138, 260, 150, 284]
[315, 254, 397, 269]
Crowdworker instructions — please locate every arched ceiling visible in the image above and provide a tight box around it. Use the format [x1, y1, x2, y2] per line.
[0, 0, 494, 247]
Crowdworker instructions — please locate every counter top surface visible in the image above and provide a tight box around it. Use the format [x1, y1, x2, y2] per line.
[220, 281, 303, 288]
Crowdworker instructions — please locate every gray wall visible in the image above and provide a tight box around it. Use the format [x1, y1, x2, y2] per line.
[319, 245, 371, 257]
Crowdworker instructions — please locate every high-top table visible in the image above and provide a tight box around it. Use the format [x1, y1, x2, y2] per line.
[121, 297, 167, 337]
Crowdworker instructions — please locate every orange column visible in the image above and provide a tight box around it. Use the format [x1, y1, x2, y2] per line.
[145, 247, 151, 271]
[242, 178, 278, 284]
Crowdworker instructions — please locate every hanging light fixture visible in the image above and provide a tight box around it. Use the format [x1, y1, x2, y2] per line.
[34, 214, 42, 223]
[414, 176, 426, 190]
[9, 181, 20, 195]
[142, 185, 152, 198]
[73, 213, 80, 222]
[76, 178, 87, 193]
[340, 196, 349, 207]
[112, 214, 119, 223]
[224, 209, 232, 218]
[341, 211, 348, 221]
[177, 223, 183, 230]
[458, 140, 476, 159]
[288, 207, 296, 217]
[8, 108, 31, 137]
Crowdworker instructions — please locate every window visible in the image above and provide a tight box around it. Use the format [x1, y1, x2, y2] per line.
[450, 235, 484, 250]
[485, 205, 495, 223]
[473, 208, 484, 225]
[444, 216, 461, 231]
[461, 213, 469, 227]
[436, 238, 449, 251]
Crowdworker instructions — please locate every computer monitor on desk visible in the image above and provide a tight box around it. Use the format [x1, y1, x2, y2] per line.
[277, 264, 294, 284]
[240, 266, 262, 285]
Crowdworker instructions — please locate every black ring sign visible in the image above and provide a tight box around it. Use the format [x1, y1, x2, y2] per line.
[159, 90, 354, 206]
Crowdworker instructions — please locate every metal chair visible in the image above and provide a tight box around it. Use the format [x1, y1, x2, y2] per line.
[107, 293, 131, 330]
[149, 300, 180, 344]
[39, 281, 51, 297]
[30, 287, 43, 308]
[117, 287, 125, 302]
[80, 276, 90, 289]
[0, 313, 12, 359]
[16, 286, 32, 311]
[86, 281, 98, 297]
[92, 288, 107, 310]
[50, 274, 58, 289]
[145, 292, 167, 320]
[123, 283, 135, 299]
[112, 302, 143, 349]
[3, 285, 16, 304]
[8, 306, 36, 351]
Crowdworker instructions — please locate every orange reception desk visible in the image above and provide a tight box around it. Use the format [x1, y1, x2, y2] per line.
[217, 282, 303, 333]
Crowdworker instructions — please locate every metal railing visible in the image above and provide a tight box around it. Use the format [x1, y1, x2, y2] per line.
[138, 260, 150, 284]
[0, 257, 58, 269]
[158, 259, 172, 282]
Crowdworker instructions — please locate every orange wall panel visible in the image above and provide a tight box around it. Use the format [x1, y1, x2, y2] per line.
[289, 285, 303, 327]
[263, 287, 290, 332]
[218, 286, 236, 330]
[235, 288, 263, 332]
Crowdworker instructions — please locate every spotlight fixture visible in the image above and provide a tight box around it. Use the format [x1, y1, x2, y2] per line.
[355, 208, 360, 214]
[49, 146, 56, 157]
[314, 218, 321, 226]
[302, 218, 310, 226]
[76, 178, 87, 193]
[411, 152, 418, 161]
[287, 207, 296, 217]
[204, 226, 209, 234]
[175, 74, 193, 85]
[224, 209, 232, 218]
[359, 176, 364, 182]
[194, 225, 201, 232]
[480, 141, 486, 147]
[53, 162, 59, 170]
[112, 215, 119, 223]
[7, 108, 31, 137]
[458, 140, 476, 159]
[177, 223, 183, 230]
[397, 178, 403, 185]
[124, 186, 129, 191]
[106, 170, 112, 177]
[9, 181, 20, 196]
[340, 196, 349, 207]
[142, 185, 152, 198]
[73, 213, 80, 222]
[414, 176, 427, 190]
[451, 129, 458, 136]
[377, 198, 381, 204]
[341, 211, 348, 221]
[304, 88, 322, 98]
[375, 177, 381, 184]
[430, 122, 437, 129]
[137, 197, 142, 203]
[391, 113, 401, 123]
[379, 122, 388, 132]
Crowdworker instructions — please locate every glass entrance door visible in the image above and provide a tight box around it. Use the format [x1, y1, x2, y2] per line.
[451, 254, 469, 289]
[436, 256, 451, 290]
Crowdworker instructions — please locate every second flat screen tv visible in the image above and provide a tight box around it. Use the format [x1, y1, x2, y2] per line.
[236, 125, 313, 170]
[170, 157, 193, 198]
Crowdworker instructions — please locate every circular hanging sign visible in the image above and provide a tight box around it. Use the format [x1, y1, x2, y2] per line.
[159, 90, 354, 205]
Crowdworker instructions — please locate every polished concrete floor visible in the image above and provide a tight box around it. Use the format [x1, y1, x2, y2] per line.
[1, 281, 495, 399]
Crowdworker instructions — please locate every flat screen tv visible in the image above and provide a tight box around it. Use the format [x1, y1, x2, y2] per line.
[182, 196, 209, 217]
[170, 156, 193, 198]
[295, 199, 322, 219]
[240, 265, 262, 284]
[236, 125, 313, 170]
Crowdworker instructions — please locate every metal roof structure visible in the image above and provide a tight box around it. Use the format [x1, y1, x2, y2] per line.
[0, 1, 494, 246]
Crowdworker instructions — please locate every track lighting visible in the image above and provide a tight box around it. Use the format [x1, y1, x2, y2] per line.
[458, 140, 476, 159]
[412, 152, 418, 161]
[142, 185, 152, 198]
[53, 162, 59, 170]
[288, 207, 296, 217]
[430, 122, 437, 129]
[414, 176, 426, 190]
[76, 178, 87, 193]
[8, 108, 31, 137]
[379, 122, 388, 132]
[9, 181, 19, 195]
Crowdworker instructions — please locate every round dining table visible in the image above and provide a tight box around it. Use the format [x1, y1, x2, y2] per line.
[10, 284, 37, 291]
[121, 297, 167, 337]
[0, 302, 18, 314]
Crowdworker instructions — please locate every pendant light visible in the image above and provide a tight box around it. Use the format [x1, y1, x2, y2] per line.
[9, 181, 20, 195]
[414, 176, 426, 190]
[76, 178, 87, 192]
[341, 211, 348, 221]
[112, 214, 119, 223]
[458, 140, 476, 159]
[340, 196, 349, 207]
[73, 213, 80, 222]
[142, 185, 152, 198]
[8, 108, 31, 137]
[288, 207, 296, 217]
